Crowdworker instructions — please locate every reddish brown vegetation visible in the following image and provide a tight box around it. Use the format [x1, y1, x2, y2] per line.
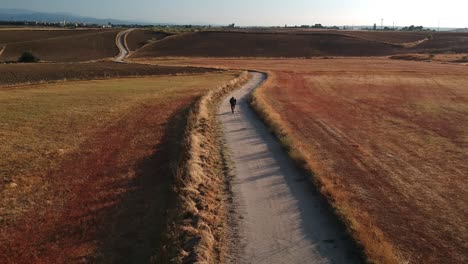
[0, 62, 219, 86]
[126, 29, 171, 51]
[264, 70, 468, 263]
[149, 58, 468, 263]
[0, 29, 119, 62]
[0, 99, 194, 263]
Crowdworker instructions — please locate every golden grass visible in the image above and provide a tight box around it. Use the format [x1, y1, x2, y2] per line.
[0, 73, 236, 231]
[169, 71, 249, 263]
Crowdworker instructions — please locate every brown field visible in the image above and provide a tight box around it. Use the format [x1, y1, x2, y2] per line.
[0, 29, 95, 44]
[131, 31, 403, 58]
[218, 28, 427, 45]
[412, 32, 468, 53]
[0, 29, 119, 62]
[0, 61, 219, 86]
[389, 54, 433, 61]
[338, 31, 428, 45]
[143, 57, 468, 263]
[0, 73, 238, 263]
[126, 29, 171, 51]
[389, 53, 468, 65]
[131, 31, 468, 59]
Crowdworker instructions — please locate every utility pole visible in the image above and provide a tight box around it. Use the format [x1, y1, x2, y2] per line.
[438, 20, 440, 32]
[381, 18, 383, 30]
[393, 21, 395, 31]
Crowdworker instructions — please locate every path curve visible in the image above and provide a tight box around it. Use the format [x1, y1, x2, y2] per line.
[115, 28, 135, 62]
[218, 72, 360, 264]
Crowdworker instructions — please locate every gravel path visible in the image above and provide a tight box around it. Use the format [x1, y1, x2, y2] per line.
[218, 72, 360, 264]
[115, 29, 134, 62]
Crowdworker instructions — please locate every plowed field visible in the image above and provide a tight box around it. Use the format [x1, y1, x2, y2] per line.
[0, 29, 119, 62]
[131, 31, 402, 58]
[0, 62, 219, 87]
[131, 31, 468, 59]
[126, 29, 171, 51]
[0, 29, 95, 44]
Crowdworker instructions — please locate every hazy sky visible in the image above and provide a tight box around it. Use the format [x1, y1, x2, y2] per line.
[2, 0, 467, 27]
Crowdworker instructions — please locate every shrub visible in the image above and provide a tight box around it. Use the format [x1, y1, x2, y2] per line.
[18, 51, 40, 63]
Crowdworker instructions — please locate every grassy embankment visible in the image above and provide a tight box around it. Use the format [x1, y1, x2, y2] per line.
[168, 71, 249, 263]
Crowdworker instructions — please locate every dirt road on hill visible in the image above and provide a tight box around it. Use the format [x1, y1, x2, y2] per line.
[115, 28, 135, 62]
[218, 72, 360, 264]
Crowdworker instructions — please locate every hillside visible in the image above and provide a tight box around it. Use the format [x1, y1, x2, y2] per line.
[131, 31, 403, 58]
[126, 29, 171, 52]
[0, 29, 119, 62]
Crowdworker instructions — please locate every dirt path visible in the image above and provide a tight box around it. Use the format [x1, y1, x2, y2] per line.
[115, 28, 135, 62]
[218, 72, 360, 264]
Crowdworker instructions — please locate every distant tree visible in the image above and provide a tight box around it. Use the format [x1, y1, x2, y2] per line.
[312, 24, 324, 29]
[400, 25, 426, 31]
[18, 51, 39, 63]
[373, 23, 377, 30]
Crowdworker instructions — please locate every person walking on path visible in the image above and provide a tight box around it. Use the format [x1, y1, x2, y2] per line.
[230, 96, 237, 114]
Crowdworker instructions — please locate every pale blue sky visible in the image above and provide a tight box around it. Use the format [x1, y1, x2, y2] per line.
[2, 0, 467, 27]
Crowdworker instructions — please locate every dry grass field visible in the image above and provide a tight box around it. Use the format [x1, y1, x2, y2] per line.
[0, 72, 238, 263]
[0, 29, 120, 62]
[146, 57, 468, 263]
[0, 61, 219, 86]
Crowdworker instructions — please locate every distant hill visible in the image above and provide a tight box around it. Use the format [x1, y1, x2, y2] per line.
[0, 8, 159, 25]
[452, 28, 468, 33]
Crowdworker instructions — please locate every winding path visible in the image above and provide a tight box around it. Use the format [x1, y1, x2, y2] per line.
[218, 72, 360, 264]
[114, 28, 135, 62]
